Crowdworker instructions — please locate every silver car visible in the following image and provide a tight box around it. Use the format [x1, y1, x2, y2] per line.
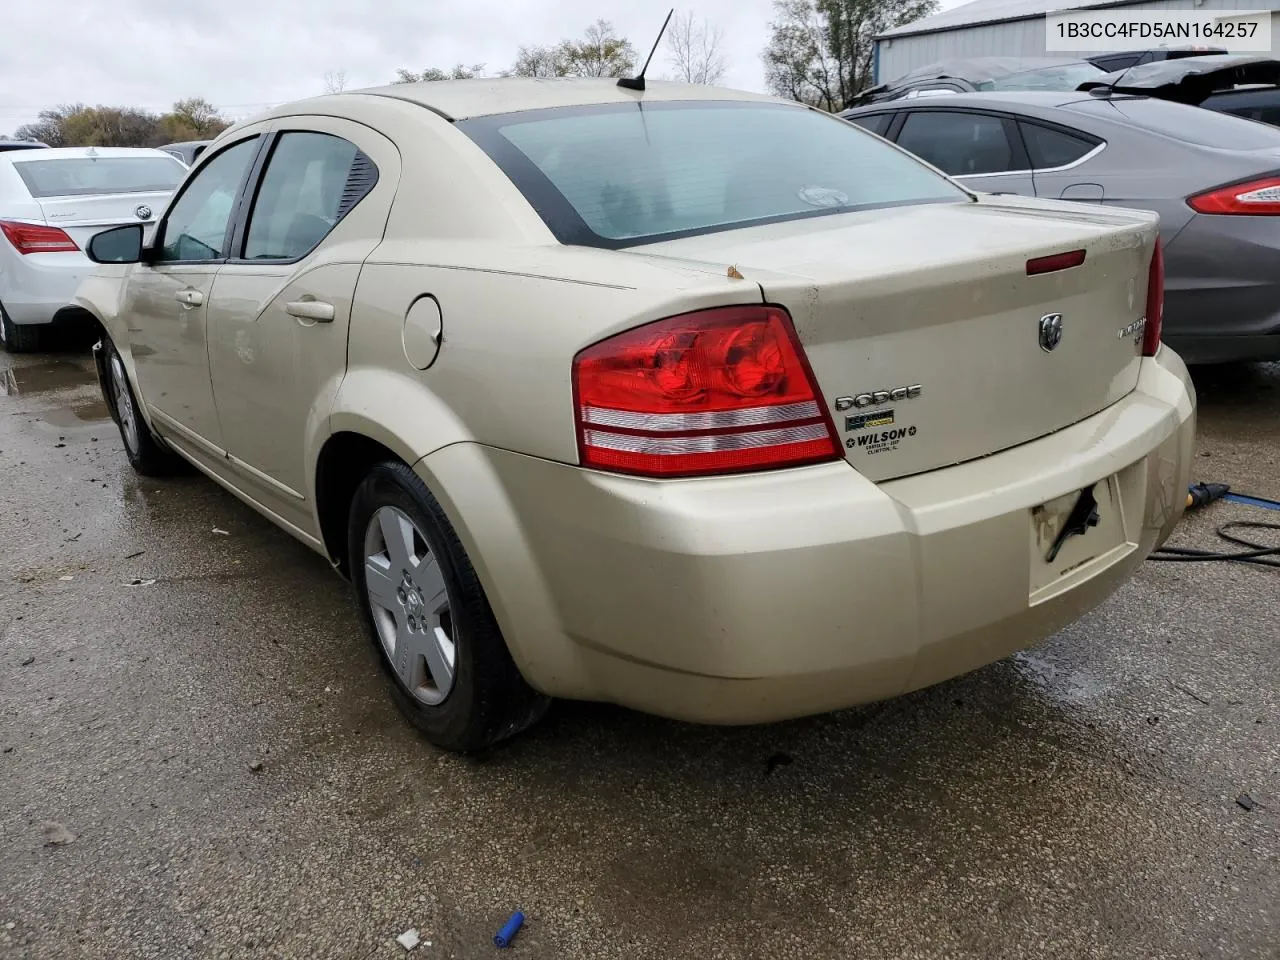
[842, 91, 1280, 363]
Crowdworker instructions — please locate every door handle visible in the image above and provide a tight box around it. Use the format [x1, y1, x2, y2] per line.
[174, 289, 203, 306]
[285, 300, 335, 323]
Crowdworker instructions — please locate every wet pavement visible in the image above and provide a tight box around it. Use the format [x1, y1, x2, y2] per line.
[1, 345, 1277, 960]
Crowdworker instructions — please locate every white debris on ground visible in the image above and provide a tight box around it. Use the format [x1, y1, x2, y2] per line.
[396, 928, 421, 950]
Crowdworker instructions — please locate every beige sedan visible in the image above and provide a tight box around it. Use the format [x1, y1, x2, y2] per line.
[75, 78, 1196, 752]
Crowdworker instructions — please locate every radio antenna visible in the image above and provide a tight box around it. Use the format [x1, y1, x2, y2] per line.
[618, 8, 674, 91]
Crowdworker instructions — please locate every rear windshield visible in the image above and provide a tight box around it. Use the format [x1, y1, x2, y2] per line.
[13, 156, 185, 198]
[458, 100, 967, 248]
[1065, 95, 1280, 149]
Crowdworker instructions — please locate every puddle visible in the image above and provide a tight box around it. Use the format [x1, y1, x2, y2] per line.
[41, 399, 111, 427]
[1, 360, 96, 397]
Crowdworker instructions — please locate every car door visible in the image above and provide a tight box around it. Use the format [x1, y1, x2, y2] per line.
[1018, 120, 1107, 202]
[891, 109, 1036, 196]
[124, 133, 265, 466]
[206, 118, 399, 537]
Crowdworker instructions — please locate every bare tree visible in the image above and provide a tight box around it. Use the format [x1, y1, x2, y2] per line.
[393, 64, 484, 84]
[665, 12, 727, 85]
[763, 0, 938, 110]
[323, 69, 348, 94]
[511, 21, 636, 79]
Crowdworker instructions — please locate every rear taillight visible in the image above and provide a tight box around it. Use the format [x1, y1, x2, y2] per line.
[1143, 238, 1164, 357]
[1187, 176, 1280, 215]
[573, 305, 840, 478]
[0, 220, 79, 254]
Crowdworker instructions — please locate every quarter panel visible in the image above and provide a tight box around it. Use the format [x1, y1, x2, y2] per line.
[347, 250, 761, 465]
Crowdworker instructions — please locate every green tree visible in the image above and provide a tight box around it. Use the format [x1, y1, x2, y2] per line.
[12, 99, 230, 147]
[393, 64, 485, 83]
[763, 0, 938, 110]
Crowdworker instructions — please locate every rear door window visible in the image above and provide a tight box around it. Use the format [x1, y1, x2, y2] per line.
[1019, 122, 1101, 168]
[242, 131, 377, 261]
[896, 111, 1021, 176]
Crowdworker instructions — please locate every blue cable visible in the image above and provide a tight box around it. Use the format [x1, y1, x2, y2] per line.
[1224, 492, 1280, 512]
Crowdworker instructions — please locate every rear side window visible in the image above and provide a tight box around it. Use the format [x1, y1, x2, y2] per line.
[847, 113, 893, 136]
[896, 111, 1018, 175]
[1019, 122, 1101, 168]
[458, 101, 966, 248]
[243, 132, 377, 261]
[12, 156, 184, 198]
[1066, 96, 1280, 149]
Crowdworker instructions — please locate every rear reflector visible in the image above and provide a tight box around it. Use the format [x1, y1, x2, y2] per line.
[1026, 249, 1086, 275]
[573, 305, 840, 478]
[1143, 238, 1164, 357]
[1188, 176, 1280, 215]
[0, 219, 79, 254]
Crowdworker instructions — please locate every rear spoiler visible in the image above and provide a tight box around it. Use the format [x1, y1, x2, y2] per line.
[1079, 55, 1280, 105]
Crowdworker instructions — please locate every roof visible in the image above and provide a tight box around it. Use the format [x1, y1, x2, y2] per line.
[842, 90, 1099, 113]
[271, 77, 794, 122]
[878, 0, 1151, 39]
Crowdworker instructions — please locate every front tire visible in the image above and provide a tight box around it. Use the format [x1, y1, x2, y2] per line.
[348, 461, 549, 752]
[103, 341, 182, 476]
[0, 303, 41, 353]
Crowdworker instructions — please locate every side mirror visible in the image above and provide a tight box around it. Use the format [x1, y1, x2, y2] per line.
[86, 223, 144, 264]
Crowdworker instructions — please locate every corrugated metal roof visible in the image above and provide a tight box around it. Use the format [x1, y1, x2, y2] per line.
[878, 0, 1146, 39]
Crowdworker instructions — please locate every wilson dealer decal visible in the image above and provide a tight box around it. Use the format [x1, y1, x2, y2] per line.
[846, 425, 918, 454]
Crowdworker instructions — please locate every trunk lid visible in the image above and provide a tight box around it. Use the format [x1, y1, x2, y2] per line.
[633, 197, 1158, 482]
[35, 192, 171, 247]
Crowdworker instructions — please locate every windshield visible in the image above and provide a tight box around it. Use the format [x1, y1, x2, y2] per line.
[977, 62, 1104, 91]
[459, 101, 968, 248]
[13, 156, 185, 198]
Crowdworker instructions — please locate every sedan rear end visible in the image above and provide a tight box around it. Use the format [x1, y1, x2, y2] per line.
[0, 147, 184, 351]
[418, 92, 1196, 725]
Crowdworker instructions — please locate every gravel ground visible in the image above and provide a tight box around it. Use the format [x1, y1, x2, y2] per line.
[1, 346, 1276, 960]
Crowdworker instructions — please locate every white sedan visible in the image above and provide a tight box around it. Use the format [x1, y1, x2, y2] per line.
[0, 146, 186, 351]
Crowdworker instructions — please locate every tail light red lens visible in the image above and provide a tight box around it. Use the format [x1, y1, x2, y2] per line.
[573, 305, 840, 478]
[1143, 238, 1164, 357]
[0, 220, 79, 254]
[1187, 176, 1280, 215]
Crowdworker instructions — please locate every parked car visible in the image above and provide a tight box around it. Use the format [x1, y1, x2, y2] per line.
[76, 79, 1194, 751]
[159, 140, 211, 167]
[0, 139, 49, 154]
[1085, 46, 1226, 74]
[1079, 53, 1280, 127]
[842, 91, 1280, 363]
[1, 146, 186, 351]
[850, 57, 1109, 106]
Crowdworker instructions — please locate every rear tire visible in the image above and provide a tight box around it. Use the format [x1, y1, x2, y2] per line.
[103, 340, 183, 476]
[0, 303, 41, 353]
[348, 461, 549, 752]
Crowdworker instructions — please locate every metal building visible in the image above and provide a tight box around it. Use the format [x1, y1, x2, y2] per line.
[873, 0, 1280, 83]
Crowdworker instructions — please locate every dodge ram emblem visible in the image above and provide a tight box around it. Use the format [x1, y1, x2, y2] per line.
[1039, 313, 1064, 353]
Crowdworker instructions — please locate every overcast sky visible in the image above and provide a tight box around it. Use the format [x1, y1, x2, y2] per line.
[2, 0, 965, 135]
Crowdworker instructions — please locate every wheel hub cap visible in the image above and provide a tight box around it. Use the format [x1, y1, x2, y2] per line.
[363, 506, 456, 706]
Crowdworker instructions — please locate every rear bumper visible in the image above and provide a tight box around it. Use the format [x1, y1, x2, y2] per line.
[417, 348, 1196, 725]
[0, 248, 91, 325]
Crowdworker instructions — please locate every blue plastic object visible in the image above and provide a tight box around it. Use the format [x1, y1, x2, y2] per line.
[494, 911, 524, 949]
